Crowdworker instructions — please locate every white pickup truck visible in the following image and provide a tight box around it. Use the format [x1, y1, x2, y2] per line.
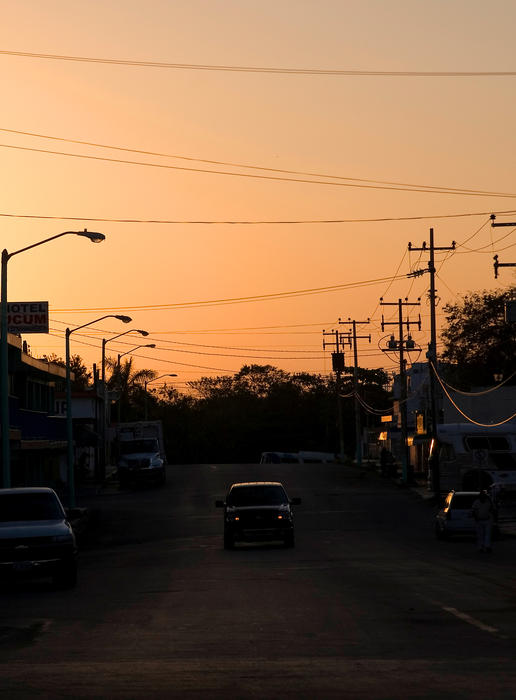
[117, 436, 166, 488]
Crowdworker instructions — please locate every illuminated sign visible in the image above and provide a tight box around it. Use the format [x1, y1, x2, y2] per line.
[7, 301, 49, 334]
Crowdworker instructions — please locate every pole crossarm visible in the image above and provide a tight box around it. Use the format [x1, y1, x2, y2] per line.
[493, 254, 516, 279]
[490, 214, 516, 227]
[380, 298, 421, 334]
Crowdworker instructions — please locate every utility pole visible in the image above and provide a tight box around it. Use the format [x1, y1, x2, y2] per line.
[380, 298, 421, 485]
[338, 318, 371, 468]
[491, 215, 516, 277]
[322, 329, 351, 462]
[408, 229, 455, 496]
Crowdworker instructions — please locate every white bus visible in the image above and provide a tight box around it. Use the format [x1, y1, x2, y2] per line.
[432, 423, 516, 492]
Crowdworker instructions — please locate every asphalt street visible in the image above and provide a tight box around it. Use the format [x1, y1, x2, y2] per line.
[2, 463, 516, 699]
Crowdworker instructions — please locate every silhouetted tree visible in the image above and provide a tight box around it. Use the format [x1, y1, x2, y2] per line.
[441, 287, 516, 387]
[106, 357, 156, 421]
[41, 353, 91, 390]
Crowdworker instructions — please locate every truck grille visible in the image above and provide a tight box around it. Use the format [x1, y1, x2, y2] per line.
[0, 537, 64, 563]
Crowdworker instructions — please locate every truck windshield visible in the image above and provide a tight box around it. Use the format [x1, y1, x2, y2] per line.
[0, 493, 63, 521]
[227, 485, 288, 507]
[120, 439, 158, 454]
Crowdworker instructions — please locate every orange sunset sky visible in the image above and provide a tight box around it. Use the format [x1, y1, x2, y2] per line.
[2, 0, 516, 390]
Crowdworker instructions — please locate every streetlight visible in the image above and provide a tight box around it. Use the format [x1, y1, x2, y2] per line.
[66, 314, 130, 507]
[99, 328, 146, 482]
[144, 374, 177, 421]
[1, 229, 105, 488]
[117, 344, 156, 365]
[101, 329, 148, 387]
[114, 344, 156, 424]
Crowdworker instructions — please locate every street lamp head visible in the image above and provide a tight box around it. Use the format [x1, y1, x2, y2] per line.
[136, 330, 149, 336]
[146, 344, 156, 349]
[116, 315, 132, 324]
[76, 229, 105, 243]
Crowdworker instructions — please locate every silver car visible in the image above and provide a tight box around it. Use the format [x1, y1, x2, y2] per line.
[0, 487, 77, 588]
[435, 491, 479, 539]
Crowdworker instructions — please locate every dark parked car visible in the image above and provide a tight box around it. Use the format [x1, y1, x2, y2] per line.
[0, 487, 77, 588]
[215, 481, 301, 549]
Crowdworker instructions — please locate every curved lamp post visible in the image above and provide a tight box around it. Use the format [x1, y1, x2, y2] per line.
[99, 328, 147, 482]
[1, 229, 105, 489]
[66, 314, 131, 506]
[102, 329, 148, 387]
[117, 344, 156, 365]
[144, 374, 177, 420]
[114, 344, 156, 424]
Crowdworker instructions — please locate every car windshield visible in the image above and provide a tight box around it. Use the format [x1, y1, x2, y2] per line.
[227, 485, 288, 507]
[0, 492, 63, 521]
[120, 439, 158, 454]
[451, 494, 477, 509]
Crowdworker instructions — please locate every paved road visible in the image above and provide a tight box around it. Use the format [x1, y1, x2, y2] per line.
[2, 463, 516, 698]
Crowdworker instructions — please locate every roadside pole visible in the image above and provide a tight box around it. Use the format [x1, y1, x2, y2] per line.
[409, 230, 455, 497]
[339, 318, 371, 468]
[323, 329, 350, 462]
[380, 297, 421, 484]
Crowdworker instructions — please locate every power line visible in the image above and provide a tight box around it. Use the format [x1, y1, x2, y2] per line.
[2, 127, 513, 198]
[50, 274, 407, 313]
[49, 327, 325, 361]
[4, 142, 516, 198]
[47, 331, 238, 373]
[431, 361, 516, 427]
[3, 209, 516, 225]
[50, 317, 335, 334]
[3, 50, 516, 77]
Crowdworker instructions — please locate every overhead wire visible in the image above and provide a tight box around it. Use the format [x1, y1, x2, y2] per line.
[437, 368, 516, 396]
[3, 50, 516, 77]
[2, 209, 516, 225]
[49, 274, 407, 313]
[1, 127, 514, 199]
[5, 142, 516, 198]
[47, 331, 238, 374]
[431, 361, 516, 427]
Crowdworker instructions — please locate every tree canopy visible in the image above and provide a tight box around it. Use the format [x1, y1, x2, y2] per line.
[42, 353, 91, 390]
[440, 286, 516, 387]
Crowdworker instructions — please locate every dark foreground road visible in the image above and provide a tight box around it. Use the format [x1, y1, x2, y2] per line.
[2, 463, 516, 699]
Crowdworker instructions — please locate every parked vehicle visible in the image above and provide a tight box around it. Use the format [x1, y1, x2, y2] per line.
[0, 487, 77, 588]
[430, 423, 516, 493]
[260, 452, 302, 464]
[434, 490, 479, 539]
[260, 450, 335, 464]
[111, 420, 166, 487]
[215, 481, 301, 549]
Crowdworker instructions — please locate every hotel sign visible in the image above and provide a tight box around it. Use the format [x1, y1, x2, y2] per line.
[7, 301, 49, 334]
